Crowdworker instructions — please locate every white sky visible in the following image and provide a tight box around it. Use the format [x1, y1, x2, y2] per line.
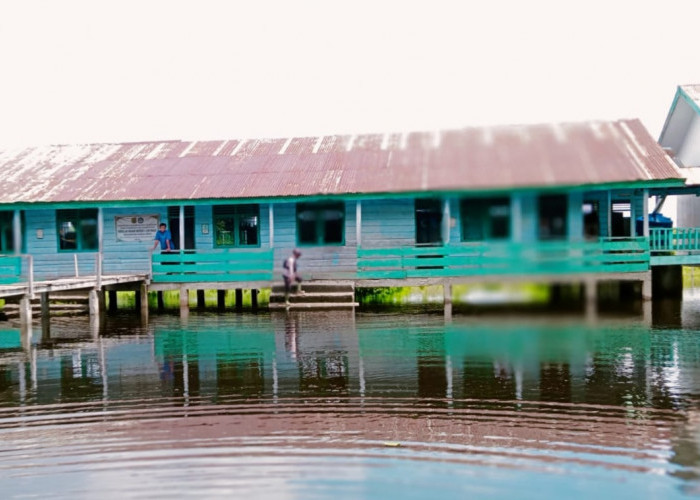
[1, 0, 699, 148]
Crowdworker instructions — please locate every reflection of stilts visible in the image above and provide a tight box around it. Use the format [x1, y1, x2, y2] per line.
[284, 310, 299, 359]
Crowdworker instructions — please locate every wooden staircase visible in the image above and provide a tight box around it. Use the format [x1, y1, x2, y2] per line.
[268, 281, 358, 310]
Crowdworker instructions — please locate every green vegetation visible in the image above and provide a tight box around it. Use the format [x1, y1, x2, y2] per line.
[107, 289, 270, 310]
[356, 283, 549, 306]
[683, 266, 700, 289]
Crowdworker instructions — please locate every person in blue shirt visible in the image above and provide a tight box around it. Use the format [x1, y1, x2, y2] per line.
[152, 223, 174, 252]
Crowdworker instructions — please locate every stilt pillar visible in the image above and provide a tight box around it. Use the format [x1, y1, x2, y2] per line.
[443, 283, 452, 322]
[443, 283, 452, 305]
[197, 290, 206, 309]
[40, 292, 50, 339]
[89, 289, 100, 321]
[40, 292, 49, 318]
[139, 283, 149, 320]
[235, 288, 243, 312]
[180, 286, 189, 317]
[642, 275, 653, 301]
[217, 290, 226, 311]
[108, 290, 118, 313]
[157, 291, 164, 310]
[19, 294, 32, 326]
[584, 278, 597, 320]
[251, 289, 258, 311]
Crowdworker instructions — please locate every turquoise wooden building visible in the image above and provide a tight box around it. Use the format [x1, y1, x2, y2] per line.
[0, 117, 696, 313]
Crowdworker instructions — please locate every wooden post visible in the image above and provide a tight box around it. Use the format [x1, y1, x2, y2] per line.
[97, 207, 104, 288]
[197, 290, 205, 309]
[12, 210, 22, 254]
[252, 289, 258, 311]
[441, 199, 450, 244]
[269, 205, 275, 248]
[179, 205, 186, 250]
[139, 282, 149, 320]
[217, 290, 226, 310]
[89, 289, 100, 321]
[108, 290, 118, 313]
[19, 294, 32, 326]
[642, 274, 653, 301]
[40, 293, 50, 342]
[157, 291, 164, 310]
[235, 288, 243, 311]
[585, 278, 597, 319]
[180, 286, 189, 317]
[642, 189, 649, 237]
[356, 200, 362, 247]
[40, 292, 49, 318]
[443, 282, 452, 321]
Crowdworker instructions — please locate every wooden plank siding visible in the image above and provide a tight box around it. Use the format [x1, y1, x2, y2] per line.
[23, 209, 103, 280]
[271, 201, 358, 280]
[102, 207, 164, 275]
[362, 198, 416, 247]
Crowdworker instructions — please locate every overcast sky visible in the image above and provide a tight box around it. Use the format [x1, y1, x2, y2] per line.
[1, 0, 699, 148]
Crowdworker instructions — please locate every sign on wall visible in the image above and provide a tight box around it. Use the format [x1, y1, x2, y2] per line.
[115, 215, 160, 242]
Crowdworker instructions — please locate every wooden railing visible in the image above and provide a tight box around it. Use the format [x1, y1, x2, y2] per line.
[357, 238, 650, 279]
[649, 228, 700, 253]
[151, 248, 274, 283]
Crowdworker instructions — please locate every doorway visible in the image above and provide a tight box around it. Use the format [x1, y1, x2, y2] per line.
[168, 206, 195, 249]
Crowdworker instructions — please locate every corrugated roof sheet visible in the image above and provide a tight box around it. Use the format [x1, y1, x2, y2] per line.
[0, 119, 683, 204]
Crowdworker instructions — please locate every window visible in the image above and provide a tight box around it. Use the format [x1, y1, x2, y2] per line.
[538, 194, 567, 240]
[56, 209, 98, 251]
[213, 204, 260, 247]
[0, 211, 15, 254]
[296, 202, 345, 245]
[415, 199, 443, 245]
[460, 197, 510, 241]
[583, 200, 600, 238]
[610, 200, 631, 237]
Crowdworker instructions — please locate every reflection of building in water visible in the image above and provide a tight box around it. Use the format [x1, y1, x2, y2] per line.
[215, 355, 264, 398]
[462, 360, 518, 400]
[298, 352, 349, 394]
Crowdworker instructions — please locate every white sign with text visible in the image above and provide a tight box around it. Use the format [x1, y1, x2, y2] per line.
[115, 215, 160, 242]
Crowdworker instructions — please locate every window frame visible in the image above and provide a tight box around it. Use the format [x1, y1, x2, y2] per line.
[296, 201, 346, 246]
[56, 209, 98, 252]
[460, 196, 511, 242]
[213, 204, 261, 248]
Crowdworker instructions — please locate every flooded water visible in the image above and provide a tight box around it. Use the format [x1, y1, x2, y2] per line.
[1, 294, 700, 498]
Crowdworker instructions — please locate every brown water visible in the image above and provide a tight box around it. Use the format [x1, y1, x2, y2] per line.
[1, 294, 700, 498]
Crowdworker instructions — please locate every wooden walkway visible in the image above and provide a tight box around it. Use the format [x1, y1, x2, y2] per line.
[0, 274, 148, 299]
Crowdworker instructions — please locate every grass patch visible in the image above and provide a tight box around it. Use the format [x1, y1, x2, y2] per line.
[357, 283, 549, 305]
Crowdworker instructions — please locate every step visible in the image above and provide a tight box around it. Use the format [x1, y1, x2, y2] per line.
[268, 301, 359, 310]
[270, 284, 354, 294]
[269, 292, 356, 304]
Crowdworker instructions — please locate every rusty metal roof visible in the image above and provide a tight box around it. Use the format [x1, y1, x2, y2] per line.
[0, 119, 683, 205]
